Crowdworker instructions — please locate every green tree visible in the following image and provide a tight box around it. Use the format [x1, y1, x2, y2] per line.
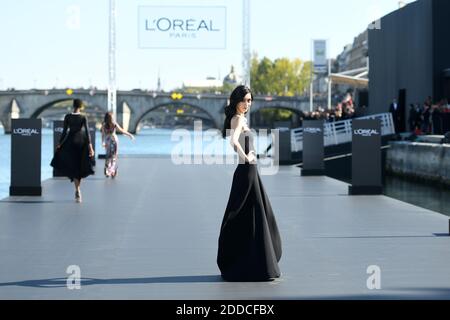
[250, 54, 311, 96]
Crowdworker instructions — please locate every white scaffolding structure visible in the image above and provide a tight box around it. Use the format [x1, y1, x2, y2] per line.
[108, 0, 117, 121]
[242, 0, 251, 88]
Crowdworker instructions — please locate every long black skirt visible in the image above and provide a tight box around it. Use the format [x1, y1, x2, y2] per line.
[217, 164, 282, 282]
[50, 132, 94, 182]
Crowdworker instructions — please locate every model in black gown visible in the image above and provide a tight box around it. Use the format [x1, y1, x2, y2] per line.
[51, 99, 94, 202]
[217, 86, 282, 282]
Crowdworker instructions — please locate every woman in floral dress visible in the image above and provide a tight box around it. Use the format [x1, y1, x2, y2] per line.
[101, 112, 134, 178]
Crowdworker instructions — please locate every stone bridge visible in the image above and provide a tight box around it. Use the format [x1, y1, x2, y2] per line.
[0, 89, 315, 133]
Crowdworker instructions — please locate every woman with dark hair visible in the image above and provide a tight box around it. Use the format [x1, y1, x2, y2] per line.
[217, 85, 282, 282]
[51, 99, 95, 203]
[101, 112, 134, 178]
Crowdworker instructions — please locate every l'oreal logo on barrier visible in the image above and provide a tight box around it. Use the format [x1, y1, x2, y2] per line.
[304, 128, 322, 134]
[54, 127, 64, 133]
[354, 129, 379, 137]
[13, 128, 40, 136]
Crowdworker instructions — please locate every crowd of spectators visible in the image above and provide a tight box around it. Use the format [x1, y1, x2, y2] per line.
[300, 93, 363, 123]
[302, 93, 450, 136]
[407, 97, 450, 135]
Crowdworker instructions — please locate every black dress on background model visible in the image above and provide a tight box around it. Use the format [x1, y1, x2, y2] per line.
[51, 113, 94, 181]
[217, 130, 282, 281]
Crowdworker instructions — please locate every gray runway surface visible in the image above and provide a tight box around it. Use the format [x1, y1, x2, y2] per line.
[1, 157, 449, 299]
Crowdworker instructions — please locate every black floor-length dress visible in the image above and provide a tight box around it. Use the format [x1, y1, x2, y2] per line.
[217, 131, 282, 281]
[51, 113, 94, 181]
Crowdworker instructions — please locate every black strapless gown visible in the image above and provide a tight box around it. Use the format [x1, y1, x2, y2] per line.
[217, 132, 282, 281]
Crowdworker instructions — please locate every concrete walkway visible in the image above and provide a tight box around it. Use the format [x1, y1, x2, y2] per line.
[0, 157, 449, 299]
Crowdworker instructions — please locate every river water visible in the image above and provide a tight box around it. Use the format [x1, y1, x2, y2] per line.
[383, 175, 450, 217]
[0, 127, 271, 199]
[1, 127, 449, 217]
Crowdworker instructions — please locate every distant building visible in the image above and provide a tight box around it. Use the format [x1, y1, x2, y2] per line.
[369, 0, 450, 130]
[182, 65, 243, 93]
[333, 30, 369, 108]
[182, 77, 223, 93]
[336, 31, 368, 73]
[335, 44, 353, 74]
[347, 30, 368, 71]
[312, 32, 368, 106]
[157, 73, 162, 92]
[223, 65, 241, 86]
[313, 71, 330, 98]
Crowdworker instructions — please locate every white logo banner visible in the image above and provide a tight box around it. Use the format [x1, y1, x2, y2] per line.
[138, 6, 227, 49]
[313, 39, 327, 73]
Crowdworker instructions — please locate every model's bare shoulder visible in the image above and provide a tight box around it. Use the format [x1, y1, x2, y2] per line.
[230, 115, 245, 129]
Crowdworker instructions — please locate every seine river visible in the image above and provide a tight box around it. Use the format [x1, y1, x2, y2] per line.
[0, 127, 270, 199]
[1, 127, 449, 217]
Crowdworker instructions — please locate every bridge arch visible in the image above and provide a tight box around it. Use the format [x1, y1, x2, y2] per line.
[132, 102, 222, 133]
[30, 99, 75, 118]
[30, 98, 108, 127]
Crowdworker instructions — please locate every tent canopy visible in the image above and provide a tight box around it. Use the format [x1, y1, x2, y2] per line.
[329, 74, 368, 88]
[329, 66, 369, 88]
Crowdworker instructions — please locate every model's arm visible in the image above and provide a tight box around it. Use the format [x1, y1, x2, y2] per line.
[101, 124, 105, 145]
[230, 116, 251, 162]
[83, 117, 94, 156]
[115, 123, 135, 140]
[83, 117, 92, 145]
[57, 115, 69, 148]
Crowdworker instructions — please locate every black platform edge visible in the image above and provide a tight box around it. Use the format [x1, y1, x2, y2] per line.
[301, 169, 325, 176]
[9, 186, 42, 196]
[348, 185, 383, 196]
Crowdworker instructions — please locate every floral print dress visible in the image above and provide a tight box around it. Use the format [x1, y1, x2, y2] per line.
[102, 123, 118, 177]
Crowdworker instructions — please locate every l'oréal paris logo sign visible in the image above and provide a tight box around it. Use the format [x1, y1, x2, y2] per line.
[138, 6, 226, 49]
[354, 129, 380, 137]
[304, 128, 322, 134]
[145, 18, 220, 33]
[54, 127, 64, 134]
[13, 128, 40, 136]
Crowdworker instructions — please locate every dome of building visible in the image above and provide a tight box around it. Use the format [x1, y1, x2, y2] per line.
[223, 65, 240, 85]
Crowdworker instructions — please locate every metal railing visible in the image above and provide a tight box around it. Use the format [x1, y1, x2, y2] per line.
[291, 113, 395, 152]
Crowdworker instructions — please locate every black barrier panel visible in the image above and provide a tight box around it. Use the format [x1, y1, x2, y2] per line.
[52, 120, 65, 177]
[10, 119, 42, 196]
[278, 129, 291, 165]
[89, 122, 96, 166]
[349, 119, 382, 195]
[442, 113, 450, 134]
[302, 120, 325, 176]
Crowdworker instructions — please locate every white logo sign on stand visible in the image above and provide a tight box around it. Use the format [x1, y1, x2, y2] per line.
[313, 40, 327, 73]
